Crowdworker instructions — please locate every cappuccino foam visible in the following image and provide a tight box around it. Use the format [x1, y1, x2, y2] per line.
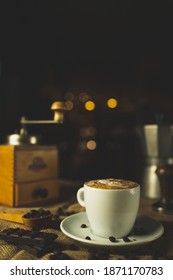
[85, 178, 138, 190]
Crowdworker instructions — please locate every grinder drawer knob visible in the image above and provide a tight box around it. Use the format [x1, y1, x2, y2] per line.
[33, 188, 48, 199]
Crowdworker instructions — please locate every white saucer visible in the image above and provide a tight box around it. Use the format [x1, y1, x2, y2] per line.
[60, 212, 164, 248]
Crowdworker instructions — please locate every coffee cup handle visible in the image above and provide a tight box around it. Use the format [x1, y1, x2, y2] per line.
[77, 187, 85, 207]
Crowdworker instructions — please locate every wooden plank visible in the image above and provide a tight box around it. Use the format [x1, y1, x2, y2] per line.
[0, 145, 14, 206]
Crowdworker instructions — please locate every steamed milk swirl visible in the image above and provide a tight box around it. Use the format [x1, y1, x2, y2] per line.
[85, 178, 138, 189]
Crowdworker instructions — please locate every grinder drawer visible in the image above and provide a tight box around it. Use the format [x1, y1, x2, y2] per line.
[15, 147, 58, 182]
[14, 178, 60, 206]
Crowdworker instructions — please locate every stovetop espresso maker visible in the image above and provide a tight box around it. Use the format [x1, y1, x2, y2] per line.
[136, 123, 173, 199]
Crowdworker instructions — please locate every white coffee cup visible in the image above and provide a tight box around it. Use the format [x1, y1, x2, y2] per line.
[77, 178, 140, 239]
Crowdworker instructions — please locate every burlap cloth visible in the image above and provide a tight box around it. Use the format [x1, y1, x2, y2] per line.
[0, 198, 173, 260]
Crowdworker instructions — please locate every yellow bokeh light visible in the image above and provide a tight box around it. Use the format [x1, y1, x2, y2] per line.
[84, 101, 95, 111]
[107, 98, 118, 109]
[86, 140, 97, 150]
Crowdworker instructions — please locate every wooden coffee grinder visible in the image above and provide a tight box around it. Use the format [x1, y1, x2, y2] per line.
[0, 102, 67, 207]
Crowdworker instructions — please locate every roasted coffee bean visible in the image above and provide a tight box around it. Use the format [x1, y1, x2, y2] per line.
[23, 209, 51, 219]
[38, 209, 50, 217]
[23, 213, 31, 218]
[123, 237, 131, 242]
[30, 210, 38, 214]
[81, 224, 87, 228]
[38, 208, 44, 212]
[109, 236, 117, 243]
[38, 209, 50, 216]
[29, 210, 39, 218]
[85, 236, 91, 240]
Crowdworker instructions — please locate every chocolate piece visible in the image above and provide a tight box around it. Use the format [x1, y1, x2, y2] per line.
[123, 237, 131, 242]
[18, 242, 60, 258]
[109, 236, 117, 243]
[0, 228, 57, 246]
[1, 228, 16, 235]
[21, 230, 40, 239]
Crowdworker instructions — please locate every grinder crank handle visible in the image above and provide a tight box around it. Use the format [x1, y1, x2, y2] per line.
[20, 101, 67, 125]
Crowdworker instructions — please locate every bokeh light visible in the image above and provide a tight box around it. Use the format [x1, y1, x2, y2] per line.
[84, 101, 95, 111]
[107, 98, 118, 109]
[65, 100, 74, 110]
[79, 92, 90, 102]
[64, 92, 74, 101]
[86, 140, 97, 150]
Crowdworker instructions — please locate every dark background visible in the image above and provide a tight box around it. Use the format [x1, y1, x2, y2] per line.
[0, 1, 173, 181]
